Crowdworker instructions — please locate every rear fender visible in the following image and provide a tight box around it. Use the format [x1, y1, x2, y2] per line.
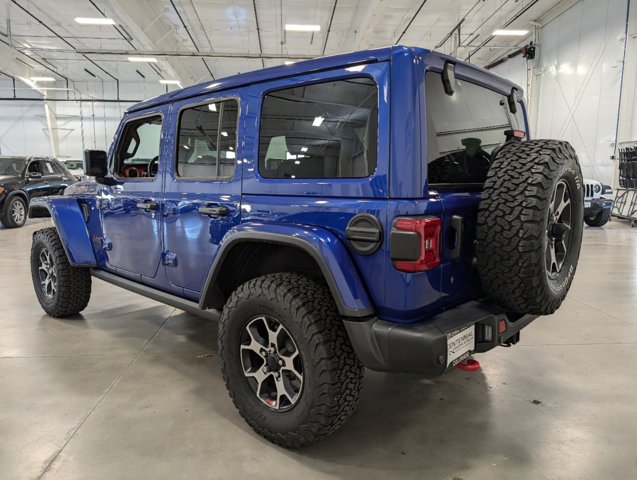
[199, 223, 374, 317]
[28, 197, 96, 266]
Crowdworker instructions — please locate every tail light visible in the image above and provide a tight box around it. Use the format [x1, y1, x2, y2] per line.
[390, 217, 442, 272]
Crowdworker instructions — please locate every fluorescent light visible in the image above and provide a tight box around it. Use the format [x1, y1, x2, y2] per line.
[285, 24, 321, 32]
[300, 147, 308, 152]
[30, 77, 55, 82]
[226, 151, 236, 159]
[208, 103, 217, 111]
[183, 145, 190, 150]
[284, 61, 295, 65]
[75, 17, 116, 25]
[128, 56, 158, 62]
[492, 29, 529, 36]
[312, 116, 324, 127]
[221, 131, 228, 137]
[294, 160, 301, 165]
[160, 79, 181, 84]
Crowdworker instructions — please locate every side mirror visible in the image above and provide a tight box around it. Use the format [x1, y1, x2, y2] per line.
[27, 171, 43, 179]
[84, 150, 109, 177]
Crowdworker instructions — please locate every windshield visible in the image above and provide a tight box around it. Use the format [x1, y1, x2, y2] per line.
[0, 157, 26, 176]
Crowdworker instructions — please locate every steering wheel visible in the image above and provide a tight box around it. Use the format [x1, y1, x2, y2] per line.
[148, 156, 159, 177]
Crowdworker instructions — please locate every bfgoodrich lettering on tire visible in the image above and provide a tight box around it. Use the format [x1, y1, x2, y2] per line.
[218, 273, 364, 448]
[476, 140, 584, 315]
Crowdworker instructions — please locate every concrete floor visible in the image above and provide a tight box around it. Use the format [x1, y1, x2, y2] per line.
[1, 218, 636, 480]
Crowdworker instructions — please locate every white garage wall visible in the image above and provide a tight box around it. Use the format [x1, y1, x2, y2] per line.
[488, 0, 630, 186]
[0, 80, 168, 159]
[491, 54, 529, 102]
[534, 0, 628, 185]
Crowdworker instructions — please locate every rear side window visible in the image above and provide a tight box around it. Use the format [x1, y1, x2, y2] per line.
[259, 78, 378, 179]
[176, 99, 239, 179]
[425, 72, 526, 184]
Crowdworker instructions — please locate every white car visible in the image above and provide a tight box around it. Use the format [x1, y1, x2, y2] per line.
[583, 178, 613, 226]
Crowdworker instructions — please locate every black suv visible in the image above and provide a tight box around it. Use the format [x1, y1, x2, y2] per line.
[0, 156, 76, 228]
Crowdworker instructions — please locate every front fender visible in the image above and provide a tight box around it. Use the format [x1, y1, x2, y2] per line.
[29, 197, 96, 266]
[199, 223, 374, 317]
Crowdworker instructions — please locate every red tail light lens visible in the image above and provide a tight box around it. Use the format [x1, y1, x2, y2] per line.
[392, 217, 442, 272]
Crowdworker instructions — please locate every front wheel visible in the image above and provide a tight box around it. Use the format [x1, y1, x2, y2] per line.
[1, 196, 27, 228]
[31, 227, 92, 317]
[584, 208, 611, 227]
[218, 273, 364, 448]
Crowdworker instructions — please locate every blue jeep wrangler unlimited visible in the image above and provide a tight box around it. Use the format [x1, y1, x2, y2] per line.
[29, 46, 584, 448]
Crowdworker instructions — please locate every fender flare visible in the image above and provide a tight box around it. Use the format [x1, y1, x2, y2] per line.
[28, 197, 97, 266]
[199, 223, 375, 318]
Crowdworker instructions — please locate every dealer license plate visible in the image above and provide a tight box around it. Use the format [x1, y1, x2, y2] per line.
[446, 325, 475, 367]
[584, 201, 591, 208]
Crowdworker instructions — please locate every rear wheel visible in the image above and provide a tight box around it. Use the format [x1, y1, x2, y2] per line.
[476, 140, 584, 315]
[31, 227, 92, 317]
[218, 273, 364, 448]
[584, 208, 611, 227]
[1, 196, 27, 228]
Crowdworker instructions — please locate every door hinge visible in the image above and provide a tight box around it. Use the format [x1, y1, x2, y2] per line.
[162, 251, 178, 267]
[100, 237, 113, 251]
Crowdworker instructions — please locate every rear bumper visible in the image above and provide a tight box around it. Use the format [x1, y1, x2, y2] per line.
[584, 197, 613, 216]
[343, 301, 537, 375]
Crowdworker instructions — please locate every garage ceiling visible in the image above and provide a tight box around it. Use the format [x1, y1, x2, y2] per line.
[0, 0, 567, 94]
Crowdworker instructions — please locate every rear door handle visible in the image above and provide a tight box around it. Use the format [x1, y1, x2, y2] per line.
[198, 204, 228, 217]
[136, 201, 158, 211]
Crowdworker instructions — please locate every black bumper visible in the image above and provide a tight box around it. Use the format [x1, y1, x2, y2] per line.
[343, 301, 537, 376]
[584, 198, 613, 216]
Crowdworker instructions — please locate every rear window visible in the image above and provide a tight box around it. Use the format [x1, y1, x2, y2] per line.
[425, 72, 526, 185]
[258, 78, 378, 179]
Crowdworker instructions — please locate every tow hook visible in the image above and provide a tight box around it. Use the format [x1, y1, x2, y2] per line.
[456, 358, 480, 371]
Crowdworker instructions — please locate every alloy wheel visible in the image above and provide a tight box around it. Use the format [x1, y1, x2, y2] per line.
[239, 315, 304, 411]
[38, 248, 57, 298]
[546, 179, 573, 278]
[11, 200, 25, 225]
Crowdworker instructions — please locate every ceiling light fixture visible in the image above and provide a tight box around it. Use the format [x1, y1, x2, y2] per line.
[160, 79, 181, 85]
[128, 56, 158, 63]
[312, 116, 324, 127]
[285, 24, 321, 32]
[30, 76, 55, 82]
[75, 17, 116, 25]
[208, 103, 217, 111]
[300, 147, 308, 152]
[221, 131, 228, 137]
[492, 29, 529, 36]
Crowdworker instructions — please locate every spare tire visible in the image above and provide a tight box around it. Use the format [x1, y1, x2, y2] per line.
[476, 140, 583, 315]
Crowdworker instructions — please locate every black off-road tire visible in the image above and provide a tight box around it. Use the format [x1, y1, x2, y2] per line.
[476, 140, 584, 315]
[31, 227, 91, 317]
[1, 196, 27, 228]
[218, 273, 364, 448]
[584, 208, 611, 227]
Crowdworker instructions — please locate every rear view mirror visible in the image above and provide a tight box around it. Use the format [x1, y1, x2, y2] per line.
[84, 150, 108, 177]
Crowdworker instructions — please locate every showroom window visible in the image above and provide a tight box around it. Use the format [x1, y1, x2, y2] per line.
[176, 99, 239, 180]
[258, 78, 378, 179]
[115, 115, 163, 179]
[425, 72, 526, 185]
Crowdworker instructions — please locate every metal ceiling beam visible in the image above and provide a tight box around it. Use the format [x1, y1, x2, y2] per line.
[18, 47, 316, 60]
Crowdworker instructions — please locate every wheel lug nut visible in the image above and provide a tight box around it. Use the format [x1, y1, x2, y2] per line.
[278, 359, 283, 366]
[262, 367, 268, 373]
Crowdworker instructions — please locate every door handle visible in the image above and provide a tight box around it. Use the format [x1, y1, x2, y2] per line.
[136, 201, 158, 211]
[198, 204, 228, 217]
